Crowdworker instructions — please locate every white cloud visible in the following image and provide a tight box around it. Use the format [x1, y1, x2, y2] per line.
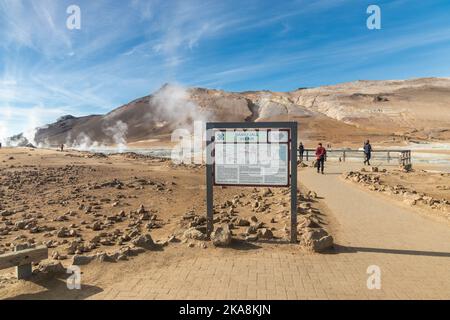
[0, 0, 72, 56]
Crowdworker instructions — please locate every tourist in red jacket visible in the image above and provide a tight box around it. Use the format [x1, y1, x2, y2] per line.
[315, 143, 326, 174]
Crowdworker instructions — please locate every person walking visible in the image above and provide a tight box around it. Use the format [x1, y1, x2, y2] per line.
[363, 140, 372, 165]
[299, 142, 305, 162]
[315, 142, 326, 174]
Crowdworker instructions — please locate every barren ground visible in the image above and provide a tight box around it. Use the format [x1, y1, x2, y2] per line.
[1, 148, 449, 300]
[0, 147, 331, 299]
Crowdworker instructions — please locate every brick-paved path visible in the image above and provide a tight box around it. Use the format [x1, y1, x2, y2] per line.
[92, 163, 450, 299]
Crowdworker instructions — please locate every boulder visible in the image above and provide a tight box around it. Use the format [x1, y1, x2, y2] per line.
[211, 225, 232, 247]
[301, 228, 334, 252]
[131, 233, 155, 249]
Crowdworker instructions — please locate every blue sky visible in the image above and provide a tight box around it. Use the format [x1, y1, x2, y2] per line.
[1, 0, 450, 139]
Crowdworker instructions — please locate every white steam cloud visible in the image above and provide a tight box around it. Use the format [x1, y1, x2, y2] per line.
[103, 120, 128, 152]
[68, 120, 128, 152]
[67, 132, 101, 151]
[150, 84, 210, 129]
[3, 84, 207, 153]
[0, 121, 8, 146]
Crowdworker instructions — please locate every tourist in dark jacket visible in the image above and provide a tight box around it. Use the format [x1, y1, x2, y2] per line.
[299, 142, 305, 162]
[315, 143, 326, 174]
[363, 140, 372, 165]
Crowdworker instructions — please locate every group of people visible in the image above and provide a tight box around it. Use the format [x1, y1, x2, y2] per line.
[298, 140, 373, 174]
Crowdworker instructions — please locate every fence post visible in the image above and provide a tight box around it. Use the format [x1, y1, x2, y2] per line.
[14, 244, 33, 279]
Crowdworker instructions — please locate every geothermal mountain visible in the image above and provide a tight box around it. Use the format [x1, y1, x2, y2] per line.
[14, 77, 450, 147]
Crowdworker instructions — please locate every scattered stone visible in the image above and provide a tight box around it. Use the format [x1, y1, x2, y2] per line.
[299, 202, 311, 210]
[211, 224, 232, 247]
[183, 227, 207, 241]
[131, 233, 155, 249]
[0, 210, 13, 217]
[235, 218, 250, 227]
[298, 161, 308, 167]
[245, 234, 258, 242]
[137, 204, 146, 215]
[92, 221, 102, 231]
[300, 229, 333, 252]
[298, 217, 320, 229]
[246, 225, 258, 234]
[72, 254, 95, 266]
[307, 191, 318, 199]
[262, 188, 273, 197]
[118, 246, 145, 257]
[51, 251, 67, 260]
[257, 228, 273, 240]
[37, 261, 66, 274]
[56, 227, 71, 238]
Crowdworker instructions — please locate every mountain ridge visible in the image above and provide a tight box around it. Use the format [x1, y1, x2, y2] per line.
[8, 77, 450, 148]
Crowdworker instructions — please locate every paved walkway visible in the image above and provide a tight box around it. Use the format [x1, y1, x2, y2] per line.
[92, 163, 450, 299]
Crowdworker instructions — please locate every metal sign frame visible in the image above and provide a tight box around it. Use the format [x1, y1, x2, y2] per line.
[206, 122, 298, 243]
